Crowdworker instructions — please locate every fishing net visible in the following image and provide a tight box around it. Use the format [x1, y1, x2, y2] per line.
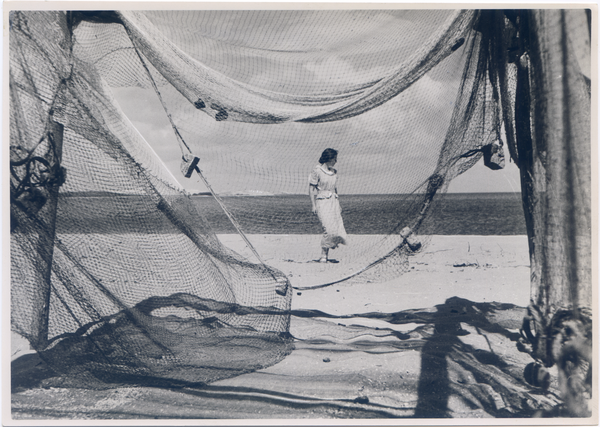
[9, 7, 591, 405]
[501, 10, 593, 416]
[10, 10, 293, 386]
[68, 9, 500, 288]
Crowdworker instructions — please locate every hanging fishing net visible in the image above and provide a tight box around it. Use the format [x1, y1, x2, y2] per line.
[10, 10, 294, 387]
[67, 9, 501, 289]
[9, 7, 591, 407]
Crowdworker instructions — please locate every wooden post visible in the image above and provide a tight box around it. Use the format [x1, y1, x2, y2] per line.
[28, 117, 64, 350]
[518, 9, 592, 416]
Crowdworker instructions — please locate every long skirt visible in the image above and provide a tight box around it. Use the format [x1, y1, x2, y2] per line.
[316, 197, 347, 249]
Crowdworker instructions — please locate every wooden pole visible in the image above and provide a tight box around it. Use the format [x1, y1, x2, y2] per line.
[28, 117, 64, 350]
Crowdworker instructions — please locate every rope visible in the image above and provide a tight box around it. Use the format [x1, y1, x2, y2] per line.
[190, 161, 270, 267]
[129, 37, 192, 155]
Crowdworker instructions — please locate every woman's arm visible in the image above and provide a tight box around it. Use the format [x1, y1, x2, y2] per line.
[309, 184, 318, 214]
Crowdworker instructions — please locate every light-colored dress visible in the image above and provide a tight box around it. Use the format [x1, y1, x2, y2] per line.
[309, 165, 348, 249]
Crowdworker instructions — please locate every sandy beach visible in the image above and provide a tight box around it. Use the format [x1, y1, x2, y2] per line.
[9, 4, 594, 422]
[11, 234, 560, 421]
[218, 234, 532, 314]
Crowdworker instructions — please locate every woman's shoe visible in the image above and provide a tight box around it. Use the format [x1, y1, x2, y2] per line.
[319, 257, 327, 263]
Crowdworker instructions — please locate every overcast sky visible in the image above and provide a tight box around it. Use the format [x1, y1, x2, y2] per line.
[107, 9, 522, 195]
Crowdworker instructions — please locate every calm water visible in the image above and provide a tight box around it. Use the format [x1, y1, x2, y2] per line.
[56, 192, 526, 235]
[191, 193, 526, 235]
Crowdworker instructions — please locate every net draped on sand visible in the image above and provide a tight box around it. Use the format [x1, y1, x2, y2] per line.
[10, 8, 591, 413]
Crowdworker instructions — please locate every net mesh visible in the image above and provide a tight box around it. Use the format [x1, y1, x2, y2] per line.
[10, 10, 293, 386]
[9, 8, 591, 397]
[68, 9, 494, 287]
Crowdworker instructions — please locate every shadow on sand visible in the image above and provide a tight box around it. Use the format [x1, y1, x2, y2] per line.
[414, 297, 557, 418]
[12, 296, 561, 418]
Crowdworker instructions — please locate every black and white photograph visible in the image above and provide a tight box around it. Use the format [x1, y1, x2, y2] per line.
[5, 3, 596, 423]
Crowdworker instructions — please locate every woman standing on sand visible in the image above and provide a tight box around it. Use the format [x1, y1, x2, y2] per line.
[309, 148, 347, 263]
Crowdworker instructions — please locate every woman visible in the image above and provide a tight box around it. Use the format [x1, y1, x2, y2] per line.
[309, 148, 348, 263]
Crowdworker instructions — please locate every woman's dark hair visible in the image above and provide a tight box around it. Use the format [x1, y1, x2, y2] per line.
[319, 148, 338, 164]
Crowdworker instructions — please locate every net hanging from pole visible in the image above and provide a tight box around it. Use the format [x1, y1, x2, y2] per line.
[73, 9, 502, 289]
[9, 8, 591, 397]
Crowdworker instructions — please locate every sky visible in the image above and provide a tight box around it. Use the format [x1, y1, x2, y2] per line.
[105, 9, 522, 195]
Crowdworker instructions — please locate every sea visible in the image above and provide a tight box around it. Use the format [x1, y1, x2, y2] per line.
[189, 192, 526, 235]
[57, 192, 526, 235]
